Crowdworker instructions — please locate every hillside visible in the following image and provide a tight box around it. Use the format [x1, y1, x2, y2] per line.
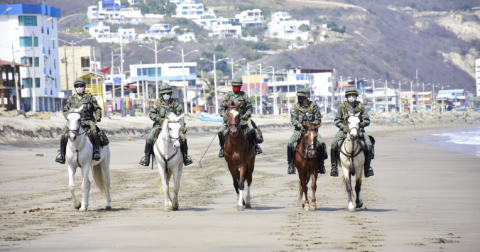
[12, 0, 479, 92]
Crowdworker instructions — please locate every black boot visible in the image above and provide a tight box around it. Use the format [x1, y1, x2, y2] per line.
[287, 146, 296, 175]
[93, 134, 101, 161]
[330, 147, 339, 177]
[364, 149, 374, 178]
[252, 130, 263, 155]
[181, 139, 193, 166]
[218, 133, 225, 158]
[55, 134, 67, 164]
[139, 141, 153, 166]
[317, 146, 325, 174]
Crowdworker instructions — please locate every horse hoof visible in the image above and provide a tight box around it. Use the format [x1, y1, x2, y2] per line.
[79, 207, 87, 212]
[348, 202, 355, 212]
[74, 203, 81, 210]
[310, 205, 317, 211]
[105, 206, 112, 210]
[245, 203, 251, 209]
[356, 202, 363, 209]
[172, 204, 179, 211]
[237, 205, 245, 211]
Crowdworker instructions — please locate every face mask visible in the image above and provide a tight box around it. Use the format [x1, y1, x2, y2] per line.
[75, 86, 85, 94]
[232, 87, 241, 93]
[298, 96, 305, 103]
[347, 96, 356, 103]
[163, 94, 170, 100]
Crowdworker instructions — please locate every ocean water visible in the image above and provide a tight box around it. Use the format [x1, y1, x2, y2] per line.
[423, 126, 480, 158]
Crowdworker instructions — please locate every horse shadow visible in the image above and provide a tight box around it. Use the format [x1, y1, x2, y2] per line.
[177, 207, 213, 212]
[251, 206, 285, 211]
[315, 207, 395, 213]
[90, 207, 132, 212]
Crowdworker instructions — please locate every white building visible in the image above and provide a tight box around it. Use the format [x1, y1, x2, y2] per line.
[235, 9, 264, 28]
[174, 0, 206, 19]
[0, 4, 61, 112]
[129, 62, 198, 104]
[87, 1, 126, 22]
[476, 58, 480, 97]
[84, 23, 136, 44]
[268, 11, 310, 41]
[194, 17, 242, 38]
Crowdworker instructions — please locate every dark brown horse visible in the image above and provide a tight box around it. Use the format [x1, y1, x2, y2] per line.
[294, 124, 321, 211]
[223, 101, 256, 211]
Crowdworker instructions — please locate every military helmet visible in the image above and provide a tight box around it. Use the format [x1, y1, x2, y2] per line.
[231, 78, 243, 87]
[345, 87, 359, 97]
[159, 83, 173, 94]
[296, 88, 311, 98]
[74, 78, 86, 87]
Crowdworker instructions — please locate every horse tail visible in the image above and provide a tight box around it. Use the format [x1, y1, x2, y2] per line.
[92, 163, 108, 196]
[154, 168, 173, 196]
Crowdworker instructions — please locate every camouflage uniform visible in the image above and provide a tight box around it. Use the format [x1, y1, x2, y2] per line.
[217, 79, 263, 157]
[287, 88, 326, 175]
[139, 84, 193, 166]
[330, 87, 374, 177]
[55, 78, 102, 163]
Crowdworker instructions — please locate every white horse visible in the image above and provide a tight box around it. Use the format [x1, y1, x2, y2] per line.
[339, 111, 365, 212]
[153, 112, 184, 212]
[66, 105, 111, 211]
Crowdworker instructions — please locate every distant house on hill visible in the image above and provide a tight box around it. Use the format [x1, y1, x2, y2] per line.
[267, 11, 310, 41]
[402, 6, 414, 13]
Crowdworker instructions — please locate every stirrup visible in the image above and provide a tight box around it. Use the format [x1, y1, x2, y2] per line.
[288, 164, 296, 175]
[330, 165, 339, 177]
[364, 167, 374, 178]
[184, 156, 193, 166]
[93, 152, 100, 161]
[139, 156, 150, 166]
[218, 149, 224, 158]
[55, 153, 65, 164]
[255, 145, 263, 154]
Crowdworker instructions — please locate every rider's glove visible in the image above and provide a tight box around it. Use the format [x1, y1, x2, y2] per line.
[222, 114, 228, 121]
[242, 114, 249, 120]
[343, 126, 348, 133]
[296, 123, 303, 129]
[181, 126, 187, 134]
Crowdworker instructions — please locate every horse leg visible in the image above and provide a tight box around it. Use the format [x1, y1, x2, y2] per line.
[355, 176, 363, 209]
[68, 165, 81, 209]
[310, 170, 318, 211]
[79, 164, 91, 211]
[298, 169, 309, 211]
[245, 159, 254, 209]
[344, 170, 355, 212]
[101, 152, 112, 210]
[237, 165, 247, 211]
[172, 166, 183, 211]
[163, 169, 173, 212]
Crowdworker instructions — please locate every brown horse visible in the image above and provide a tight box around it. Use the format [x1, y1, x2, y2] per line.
[223, 101, 256, 211]
[294, 124, 321, 211]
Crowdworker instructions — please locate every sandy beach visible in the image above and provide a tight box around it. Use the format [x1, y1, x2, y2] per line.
[1, 112, 480, 251]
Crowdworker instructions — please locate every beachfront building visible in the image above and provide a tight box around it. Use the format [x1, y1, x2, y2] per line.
[0, 4, 61, 112]
[241, 67, 334, 115]
[84, 23, 136, 44]
[129, 62, 197, 105]
[234, 9, 264, 28]
[194, 17, 242, 38]
[57, 46, 101, 99]
[438, 89, 468, 109]
[267, 11, 310, 41]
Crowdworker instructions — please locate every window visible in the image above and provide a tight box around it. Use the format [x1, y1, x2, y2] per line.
[157, 67, 162, 76]
[21, 78, 40, 88]
[148, 68, 156, 76]
[54, 59, 56, 69]
[52, 40, 55, 49]
[47, 27, 49, 34]
[18, 16, 37, 26]
[21, 57, 39, 67]
[81, 57, 90, 68]
[189, 66, 195, 75]
[19, 37, 38, 47]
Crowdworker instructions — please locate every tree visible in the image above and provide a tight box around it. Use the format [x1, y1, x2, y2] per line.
[298, 24, 310, 32]
[166, 3, 177, 16]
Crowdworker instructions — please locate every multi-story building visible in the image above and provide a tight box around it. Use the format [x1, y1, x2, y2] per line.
[194, 17, 242, 38]
[129, 62, 197, 104]
[173, 0, 206, 19]
[87, 1, 127, 22]
[476, 58, 480, 97]
[234, 9, 264, 28]
[84, 22, 136, 44]
[0, 4, 61, 112]
[268, 11, 310, 41]
[57, 45, 101, 98]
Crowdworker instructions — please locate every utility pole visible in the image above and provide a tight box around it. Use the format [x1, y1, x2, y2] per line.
[12, 45, 20, 110]
[64, 45, 69, 99]
[31, 31, 37, 112]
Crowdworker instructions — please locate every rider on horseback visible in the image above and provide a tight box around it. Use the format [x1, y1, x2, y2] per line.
[330, 87, 374, 178]
[287, 88, 326, 175]
[217, 78, 263, 158]
[55, 78, 102, 164]
[139, 84, 193, 167]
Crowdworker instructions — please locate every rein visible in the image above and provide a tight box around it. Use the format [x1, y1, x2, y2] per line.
[340, 115, 364, 168]
[156, 121, 179, 167]
[67, 114, 88, 168]
[295, 128, 318, 161]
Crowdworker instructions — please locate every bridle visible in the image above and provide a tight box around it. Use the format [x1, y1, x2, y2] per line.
[296, 127, 318, 160]
[67, 111, 87, 168]
[67, 111, 86, 140]
[340, 114, 363, 166]
[226, 106, 241, 130]
[156, 120, 180, 166]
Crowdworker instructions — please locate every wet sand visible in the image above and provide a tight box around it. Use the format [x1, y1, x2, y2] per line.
[1, 122, 479, 251]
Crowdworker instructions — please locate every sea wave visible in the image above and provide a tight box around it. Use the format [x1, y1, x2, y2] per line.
[432, 130, 480, 146]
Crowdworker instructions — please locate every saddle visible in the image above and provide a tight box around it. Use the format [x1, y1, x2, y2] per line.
[84, 126, 109, 146]
[336, 134, 374, 159]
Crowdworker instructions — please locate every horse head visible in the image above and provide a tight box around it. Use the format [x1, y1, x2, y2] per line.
[225, 101, 243, 137]
[67, 105, 84, 142]
[163, 112, 183, 149]
[302, 124, 321, 159]
[346, 111, 361, 140]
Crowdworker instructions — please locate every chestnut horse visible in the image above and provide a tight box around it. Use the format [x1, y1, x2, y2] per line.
[295, 124, 321, 211]
[223, 101, 256, 211]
